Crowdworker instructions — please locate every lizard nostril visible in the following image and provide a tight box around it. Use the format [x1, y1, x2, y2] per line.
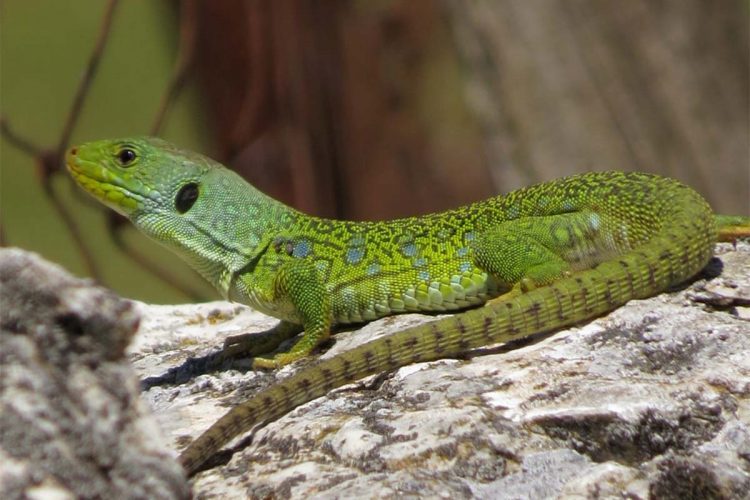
[69, 148, 77, 155]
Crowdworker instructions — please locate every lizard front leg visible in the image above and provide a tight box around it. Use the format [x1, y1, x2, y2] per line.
[250, 259, 332, 369]
[219, 320, 302, 361]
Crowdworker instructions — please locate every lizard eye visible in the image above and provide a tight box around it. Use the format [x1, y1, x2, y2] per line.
[117, 148, 137, 166]
[175, 183, 199, 213]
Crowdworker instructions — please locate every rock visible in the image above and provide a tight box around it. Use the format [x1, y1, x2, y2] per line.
[132, 242, 750, 499]
[2, 242, 748, 499]
[0, 249, 189, 500]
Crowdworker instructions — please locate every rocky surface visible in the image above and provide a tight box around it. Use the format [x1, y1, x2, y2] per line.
[131, 242, 750, 499]
[0, 249, 189, 500]
[1, 243, 748, 499]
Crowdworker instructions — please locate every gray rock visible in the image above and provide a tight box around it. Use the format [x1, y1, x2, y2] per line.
[0, 249, 189, 500]
[3, 242, 748, 499]
[133, 242, 750, 499]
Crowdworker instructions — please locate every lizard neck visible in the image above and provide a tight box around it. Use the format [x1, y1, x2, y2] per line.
[132, 168, 300, 298]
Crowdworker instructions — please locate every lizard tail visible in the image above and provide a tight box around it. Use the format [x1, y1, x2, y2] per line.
[715, 214, 750, 242]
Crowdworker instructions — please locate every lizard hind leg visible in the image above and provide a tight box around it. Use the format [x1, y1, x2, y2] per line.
[473, 230, 571, 301]
[472, 211, 606, 299]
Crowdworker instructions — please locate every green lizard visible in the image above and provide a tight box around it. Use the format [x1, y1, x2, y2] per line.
[66, 137, 747, 476]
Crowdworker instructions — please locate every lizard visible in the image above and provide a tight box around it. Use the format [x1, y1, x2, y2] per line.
[65, 136, 748, 476]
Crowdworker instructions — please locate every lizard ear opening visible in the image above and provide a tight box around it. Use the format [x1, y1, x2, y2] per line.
[175, 183, 199, 213]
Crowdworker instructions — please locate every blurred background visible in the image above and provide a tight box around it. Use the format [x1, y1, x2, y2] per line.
[1, 0, 748, 304]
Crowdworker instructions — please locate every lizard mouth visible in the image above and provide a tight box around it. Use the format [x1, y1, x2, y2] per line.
[66, 146, 147, 215]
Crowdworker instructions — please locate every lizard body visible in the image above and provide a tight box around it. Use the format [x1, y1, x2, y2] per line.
[66, 137, 743, 475]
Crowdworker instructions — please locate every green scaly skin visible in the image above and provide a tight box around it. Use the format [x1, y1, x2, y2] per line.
[67, 137, 746, 476]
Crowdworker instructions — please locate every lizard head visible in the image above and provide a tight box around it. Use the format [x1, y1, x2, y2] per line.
[66, 137, 292, 290]
[66, 136, 209, 219]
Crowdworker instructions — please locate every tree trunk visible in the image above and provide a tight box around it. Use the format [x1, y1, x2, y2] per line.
[194, 0, 749, 216]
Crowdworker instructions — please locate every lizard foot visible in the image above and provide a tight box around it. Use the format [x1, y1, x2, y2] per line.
[250, 351, 306, 370]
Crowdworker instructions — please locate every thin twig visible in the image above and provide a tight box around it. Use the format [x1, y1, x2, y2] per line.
[56, 0, 120, 160]
[0, 117, 44, 157]
[151, 0, 198, 135]
[1, 115, 102, 278]
[2, 2, 119, 279]
[3, 0, 206, 296]
[40, 170, 102, 279]
[47, 0, 119, 280]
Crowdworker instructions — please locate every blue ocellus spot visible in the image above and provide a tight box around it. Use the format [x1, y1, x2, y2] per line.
[315, 260, 330, 273]
[346, 246, 365, 264]
[401, 242, 417, 257]
[366, 262, 381, 275]
[292, 239, 312, 258]
[413, 257, 427, 267]
[418, 270, 430, 281]
[459, 261, 472, 272]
